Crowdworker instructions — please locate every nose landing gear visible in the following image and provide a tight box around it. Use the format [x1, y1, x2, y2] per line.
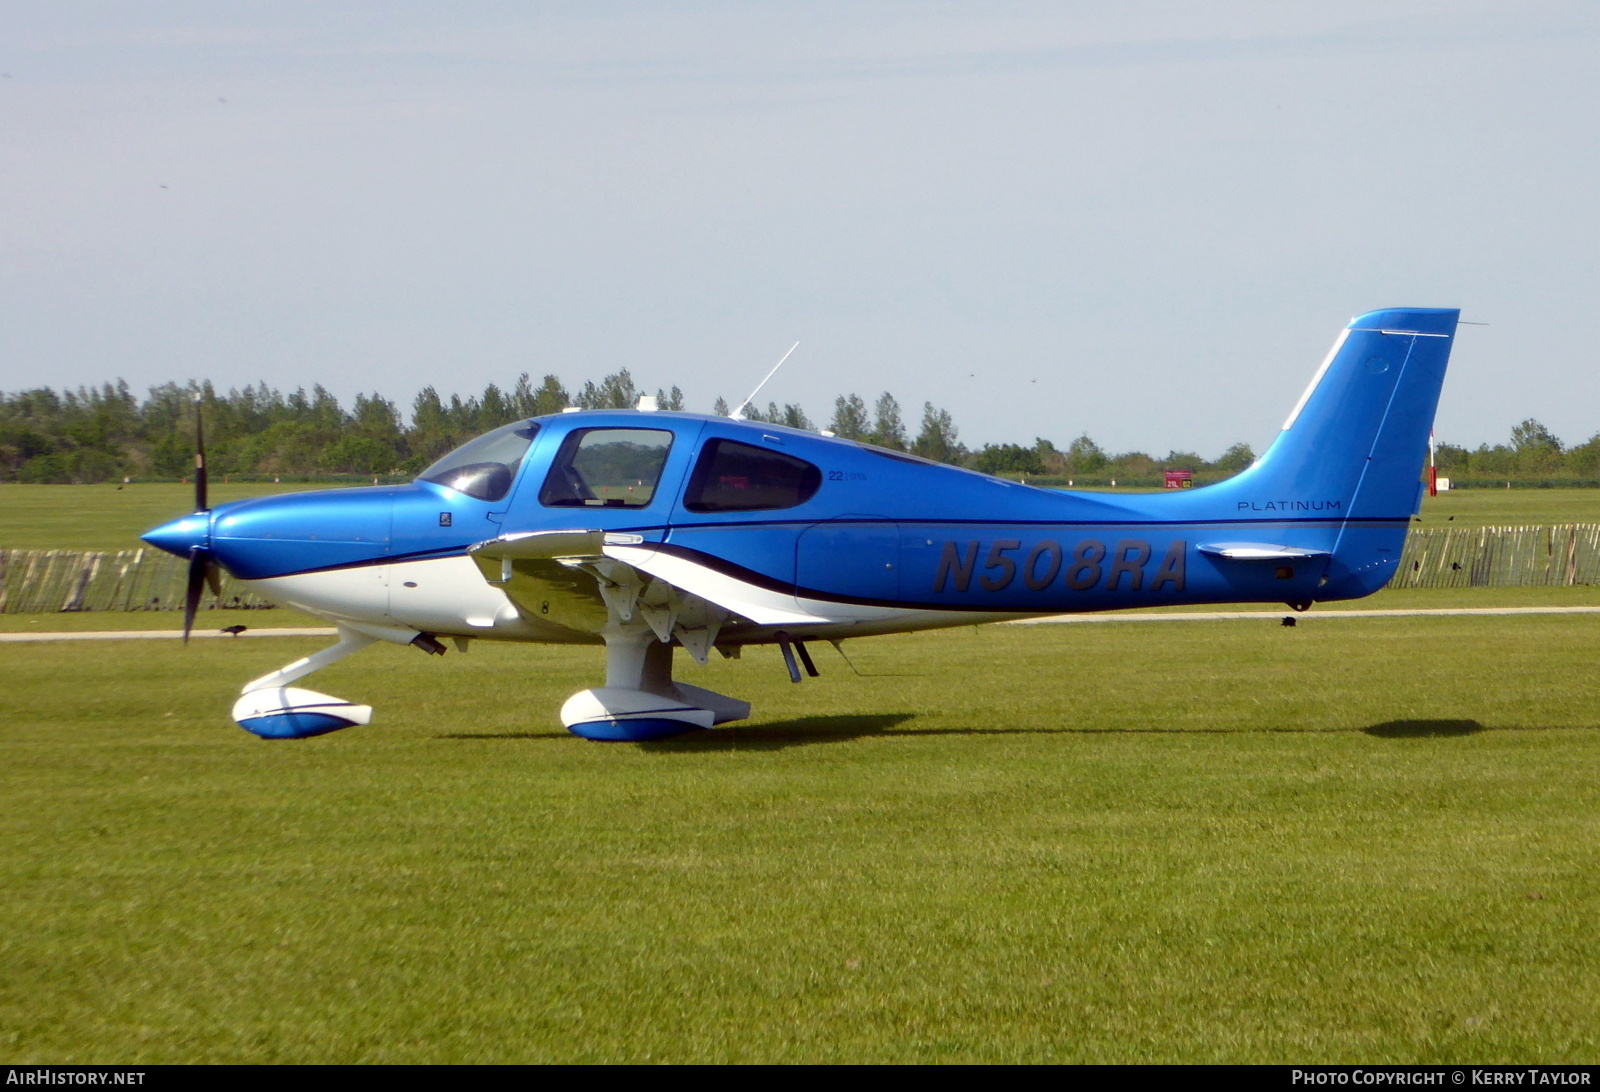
[231, 625, 377, 739]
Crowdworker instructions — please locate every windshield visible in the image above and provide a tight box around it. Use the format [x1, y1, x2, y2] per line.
[417, 421, 540, 502]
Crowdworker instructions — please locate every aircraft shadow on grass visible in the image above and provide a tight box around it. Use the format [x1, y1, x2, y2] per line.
[641, 713, 915, 751]
[438, 713, 917, 749]
[441, 716, 1513, 747]
[1362, 719, 1486, 738]
[441, 716, 1501, 748]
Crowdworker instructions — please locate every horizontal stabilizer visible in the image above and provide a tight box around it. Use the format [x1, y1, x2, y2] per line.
[1198, 542, 1332, 562]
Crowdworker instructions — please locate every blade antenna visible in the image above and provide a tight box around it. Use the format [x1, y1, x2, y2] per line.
[730, 341, 799, 421]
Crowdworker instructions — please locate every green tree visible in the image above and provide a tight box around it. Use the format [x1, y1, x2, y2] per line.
[1108, 451, 1157, 479]
[870, 393, 906, 451]
[1565, 434, 1600, 477]
[320, 435, 397, 474]
[1433, 442, 1471, 477]
[829, 394, 870, 440]
[479, 384, 514, 429]
[1511, 418, 1562, 474]
[912, 403, 962, 463]
[1471, 443, 1515, 476]
[576, 370, 638, 410]
[1511, 418, 1562, 454]
[509, 374, 537, 418]
[1212, 442, 1256, 476]
[972, 443, 1045, 475]
[1065, 434, 1107, 474]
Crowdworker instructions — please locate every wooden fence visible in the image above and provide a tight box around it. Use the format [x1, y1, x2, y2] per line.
[1391, 524, 1600, 589]
[0, 549, 275, 613]
[4, 525, 1600, 611]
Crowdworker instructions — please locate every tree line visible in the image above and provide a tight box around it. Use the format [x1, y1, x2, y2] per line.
[0, 371, 1587, 486]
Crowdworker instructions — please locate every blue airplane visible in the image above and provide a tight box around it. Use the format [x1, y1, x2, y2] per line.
[142, 307, 1458, 741]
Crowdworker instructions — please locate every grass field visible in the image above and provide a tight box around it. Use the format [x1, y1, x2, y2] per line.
[5, 482, 1600, 551]
[5, 613, 1600, 1063]
[0, 483, 307, 551]
[3, 585, 1600, 634]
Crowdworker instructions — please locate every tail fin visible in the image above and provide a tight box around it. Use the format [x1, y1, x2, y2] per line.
[1217, 307, 1459, 598]
[1236, 308, 1459, 516]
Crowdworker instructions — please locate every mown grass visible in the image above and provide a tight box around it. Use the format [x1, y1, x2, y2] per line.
[1414, 487, 1600, 527]
[0, 607, 326, 633]
[5, 483, 1600, 551]
[4, 614, 1600, 1063]
[0, 483, 304, 550]
[4, 584, 1598, 634]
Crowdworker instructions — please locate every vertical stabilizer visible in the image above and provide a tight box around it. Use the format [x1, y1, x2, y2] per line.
[1231, 308, 1459, 518]
[1215, 308, 1459, 598]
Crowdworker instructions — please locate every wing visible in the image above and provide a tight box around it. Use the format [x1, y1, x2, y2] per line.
[467, 530, 830, 663]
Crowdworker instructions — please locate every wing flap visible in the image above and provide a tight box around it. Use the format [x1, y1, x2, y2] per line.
[465, 531, 832, 630]
[604, 544, 833, 626]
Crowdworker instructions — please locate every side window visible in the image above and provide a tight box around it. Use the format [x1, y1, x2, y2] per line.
[539, 428, 674, 508]
[683, 439, 822, 512]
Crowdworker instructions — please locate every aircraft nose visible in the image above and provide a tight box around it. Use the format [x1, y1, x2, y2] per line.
[141, 513, 211, 559]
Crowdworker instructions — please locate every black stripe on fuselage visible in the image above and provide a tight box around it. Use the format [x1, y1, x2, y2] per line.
[673, 515, 1403, 532]
[243, 516, 1410, 584]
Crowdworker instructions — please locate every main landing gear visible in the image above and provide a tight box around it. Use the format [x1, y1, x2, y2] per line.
[560, 621, 750, 741]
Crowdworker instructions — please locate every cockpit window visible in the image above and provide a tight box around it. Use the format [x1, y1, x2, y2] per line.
[416, 421, 539, 502]
[539, 428, 674, 509]
[683, 439, 822, 512]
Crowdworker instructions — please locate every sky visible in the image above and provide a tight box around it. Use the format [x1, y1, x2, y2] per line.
[2, 1, 1596, 457]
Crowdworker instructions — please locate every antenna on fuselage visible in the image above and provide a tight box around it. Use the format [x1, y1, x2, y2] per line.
[730, 341, 799, 420]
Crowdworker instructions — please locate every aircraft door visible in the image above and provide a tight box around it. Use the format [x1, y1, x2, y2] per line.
[794, 517, 900, 609]
[502, 419, 704, 535]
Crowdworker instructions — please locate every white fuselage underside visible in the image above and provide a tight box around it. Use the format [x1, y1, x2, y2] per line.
[244, 554, 1036, 647]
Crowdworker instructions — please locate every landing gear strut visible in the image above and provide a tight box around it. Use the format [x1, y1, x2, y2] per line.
[560, 622, 750, 741]
[231, 624, 377, 739]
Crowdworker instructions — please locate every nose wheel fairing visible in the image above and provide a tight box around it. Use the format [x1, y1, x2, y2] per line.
[232, 687, 374, 739]
[229, 626, 379, 740]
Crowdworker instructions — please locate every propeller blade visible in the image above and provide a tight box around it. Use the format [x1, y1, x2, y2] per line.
[183, 548, 209, 644]
[193, 394, 208, 513]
